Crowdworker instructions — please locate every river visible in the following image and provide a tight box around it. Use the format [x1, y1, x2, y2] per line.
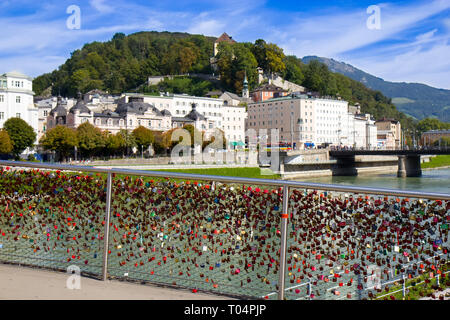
[296, 167, 450, 194]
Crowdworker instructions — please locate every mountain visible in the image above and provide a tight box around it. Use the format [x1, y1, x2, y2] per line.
[302, 56, 450, 122]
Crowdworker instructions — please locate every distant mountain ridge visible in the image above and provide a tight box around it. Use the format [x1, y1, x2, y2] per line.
[302, 56, 450, 122]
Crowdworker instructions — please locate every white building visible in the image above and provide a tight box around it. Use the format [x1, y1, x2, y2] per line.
[0, 71, 38, 146]
[124, 93, 247, 148]
[246, 94, 377, 149]
[35, 97, 57, 141]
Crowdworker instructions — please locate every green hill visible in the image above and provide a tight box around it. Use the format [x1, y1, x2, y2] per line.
[33, 31, 415, 129]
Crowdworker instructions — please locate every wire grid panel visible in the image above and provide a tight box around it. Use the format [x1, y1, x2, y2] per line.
[0, 168, 106, 276]
[106, 177, 284, 298]
[283, 188, 449, 300]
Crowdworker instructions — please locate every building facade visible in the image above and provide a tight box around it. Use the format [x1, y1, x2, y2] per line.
[46, 93, 247, 149]
[375, 118, 401, 149]
[246, 94, 377, 149]
[421, 129, 450, 146]
[130, 93, 247, 147]
[250, 83, 288, 103]
[0, 71, 38, 144]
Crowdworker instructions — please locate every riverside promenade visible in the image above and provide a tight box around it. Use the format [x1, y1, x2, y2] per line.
[0, 264, 227, 300]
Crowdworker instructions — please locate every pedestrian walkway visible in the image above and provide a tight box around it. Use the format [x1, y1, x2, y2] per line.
[420, 288, 450, 300]
[0, 264, 230, 300]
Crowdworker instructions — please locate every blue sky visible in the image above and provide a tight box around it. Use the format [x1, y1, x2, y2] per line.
[1, 0, 449, 89]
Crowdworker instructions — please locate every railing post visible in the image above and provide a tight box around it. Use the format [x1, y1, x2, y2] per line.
[357, 272, 362, 300]
[308, 279, 312, 300]
[277, 185, 290, 300]
[402, 273, 406, 299]
[102, 172, 113, 281]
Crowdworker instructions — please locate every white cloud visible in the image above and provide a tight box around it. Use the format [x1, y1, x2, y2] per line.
[187, 19, 226, 36]
[347, 40, 450, 89]
[90, 0, 114, 14]
[0, 55, 67, 78]
[416, 29, 438, 42]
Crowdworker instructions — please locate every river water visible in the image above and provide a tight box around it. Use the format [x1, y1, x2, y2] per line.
[296, 167, 450, 194]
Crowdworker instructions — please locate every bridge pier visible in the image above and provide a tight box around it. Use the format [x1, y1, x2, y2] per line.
[332, 155, 357, 176]
[397, 155, 422, 177]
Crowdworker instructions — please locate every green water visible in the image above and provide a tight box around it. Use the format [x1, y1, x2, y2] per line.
[296, 167, 450, 194]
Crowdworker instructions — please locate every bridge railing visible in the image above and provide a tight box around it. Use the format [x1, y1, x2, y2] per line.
[0, 160, 448, 300]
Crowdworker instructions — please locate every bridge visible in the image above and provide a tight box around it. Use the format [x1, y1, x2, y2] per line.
[329, 148, 450, 177]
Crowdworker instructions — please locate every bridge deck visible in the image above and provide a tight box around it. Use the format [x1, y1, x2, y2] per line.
[329, 149, 450, 156]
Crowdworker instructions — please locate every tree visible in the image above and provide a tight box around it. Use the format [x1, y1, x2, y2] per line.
[151, 131, 167, 155]
[132, 126, 155, 155]
[39, 125, 78, 162]
[264, 42, 286, 75]
[217, 42, 258, 93]
[203, 129, 227, 150]
[283, 55, 304, 85]
[3, 117, 36, 158]
[104, 131, 127, 157]
[162, 41, 198, 74]
[251, 39, 268, 71]
[76, 122, 105, 159]
[118, 129, 136, 156]
[417, 118, 450, 135]
[0, 130, 13, 155]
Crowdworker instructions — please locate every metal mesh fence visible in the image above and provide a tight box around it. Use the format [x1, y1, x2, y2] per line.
[0, 168, 106, 277]
[0, 163, 448, 300]
[283, 188, 449, 300]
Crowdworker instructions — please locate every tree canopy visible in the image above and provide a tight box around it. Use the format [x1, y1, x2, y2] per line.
[3, 118, 36, 157]
[0, 130, 13, 155]
[132, 126, 155, 151]
[39, 125, 78, 161]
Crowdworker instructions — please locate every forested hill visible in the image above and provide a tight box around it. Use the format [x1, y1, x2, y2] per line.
[33, 31, 217, 97]
[33, 31, 415, 129]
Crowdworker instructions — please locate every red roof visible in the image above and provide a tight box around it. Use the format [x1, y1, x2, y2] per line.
[215, 33, 236, 44]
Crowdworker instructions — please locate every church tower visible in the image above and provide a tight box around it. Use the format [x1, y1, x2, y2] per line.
[242, 72, 249, 99]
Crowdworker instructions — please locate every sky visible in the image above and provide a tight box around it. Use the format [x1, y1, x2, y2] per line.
[1, 0, 449, 89]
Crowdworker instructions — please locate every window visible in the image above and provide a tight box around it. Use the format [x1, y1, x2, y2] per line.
[43, 110, 48, 117]
[0, 112, 4, 119]
[16, 96, 21, 103]
[16, 113, 21, 118]
[0, 95, 3, 102]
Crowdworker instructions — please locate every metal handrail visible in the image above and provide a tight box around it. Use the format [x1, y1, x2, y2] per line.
[0, 160, 449, 200]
